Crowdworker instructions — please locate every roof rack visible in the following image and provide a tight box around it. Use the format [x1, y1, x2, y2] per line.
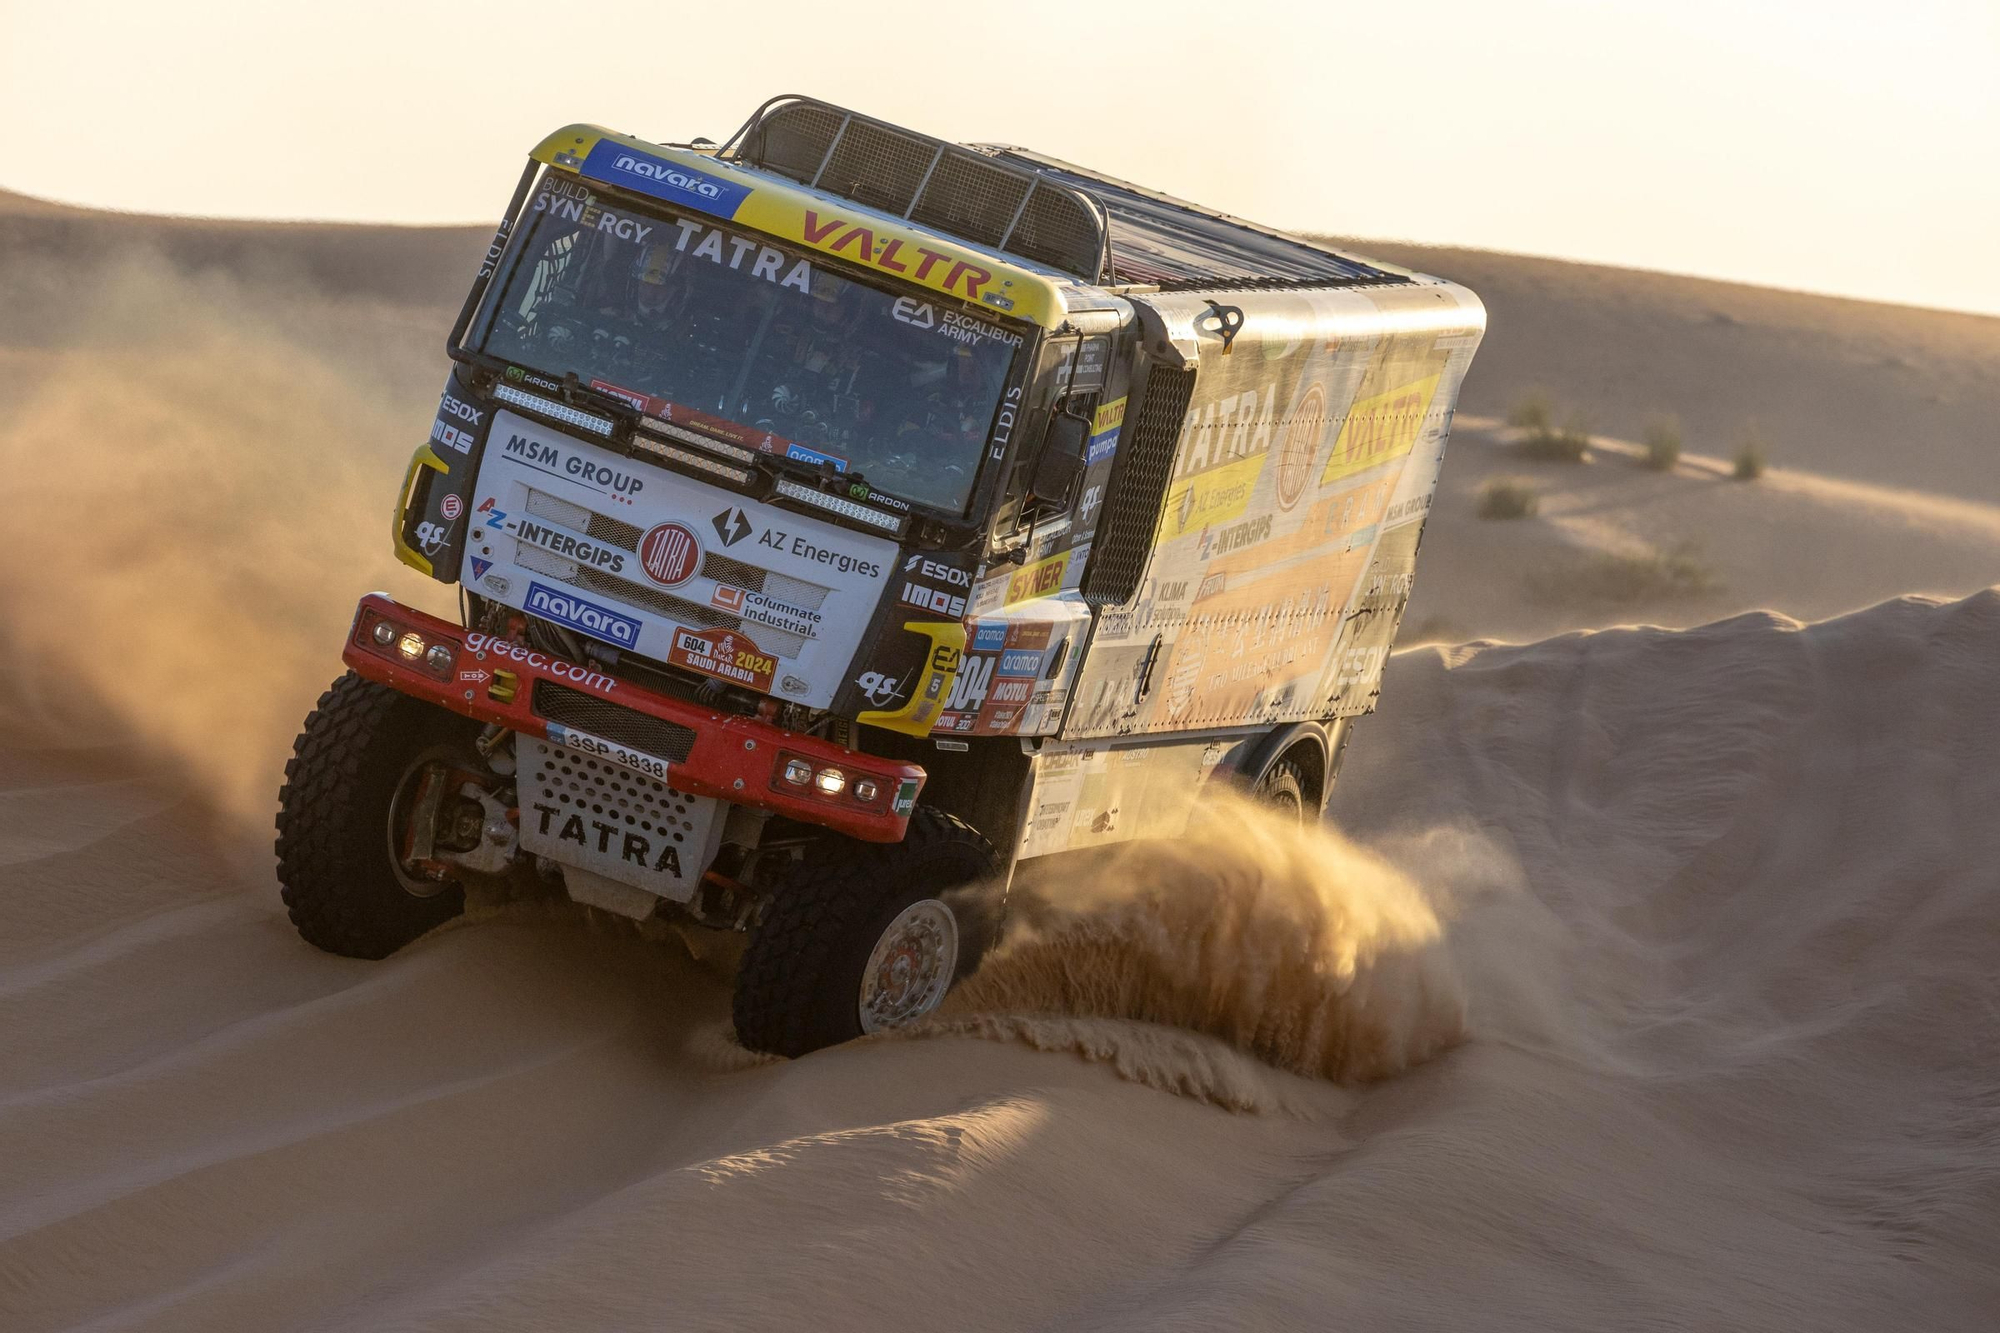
[980, 147, 1409, 292]
[716, 95, 1410, 295]
[719, 95, 1110, 282]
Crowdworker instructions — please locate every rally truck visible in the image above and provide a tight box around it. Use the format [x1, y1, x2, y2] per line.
[275, 95, 1485, 1055]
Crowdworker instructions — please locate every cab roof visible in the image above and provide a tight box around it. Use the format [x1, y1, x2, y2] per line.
[530, 124, 1070, 329]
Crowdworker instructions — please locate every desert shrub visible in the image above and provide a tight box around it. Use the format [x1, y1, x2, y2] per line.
[1642, 415, 1682, 471]
[1526, 542, 1717, 606]
[1476, 476, 1538, 519]
[1506, 389, 1554, 433]
[1733, 426, 1767, 480]
[1517, 414, 1591, 463]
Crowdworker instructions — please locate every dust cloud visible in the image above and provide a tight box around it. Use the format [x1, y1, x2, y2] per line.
[0, 248, 454, 853]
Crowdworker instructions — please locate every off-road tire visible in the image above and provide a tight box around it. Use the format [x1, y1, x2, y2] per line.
[275, 671, 478, 959]
[732, 808, 1003, 1057]
[1256, 758, 1309, 823]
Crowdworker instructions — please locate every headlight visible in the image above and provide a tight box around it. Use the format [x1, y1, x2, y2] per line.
[783, 759, 814, 786]
[424, 643, 454, 672]
[814, 767, 846, 796]
[397, 632, 425, 660]
[853, 778, 878, 803]
[373, 621, 396, 646]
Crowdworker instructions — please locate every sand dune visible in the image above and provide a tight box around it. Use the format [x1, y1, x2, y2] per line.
[4, 592, 1997, 1329]
[2, 197, 1997, 1328]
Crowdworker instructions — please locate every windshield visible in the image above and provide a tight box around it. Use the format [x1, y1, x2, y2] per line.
[474, 172, 1026, 512]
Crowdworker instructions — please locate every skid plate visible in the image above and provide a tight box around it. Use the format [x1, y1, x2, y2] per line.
[516, 736, 724, 902]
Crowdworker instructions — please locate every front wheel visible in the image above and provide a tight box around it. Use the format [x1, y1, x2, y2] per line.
[732, 808, 1003, 1057]
[275, 671, 488, 959]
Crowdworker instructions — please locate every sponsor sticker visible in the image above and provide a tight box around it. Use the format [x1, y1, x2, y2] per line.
[579, 141, 752, 218]
[1163, 451, 1264, 538]
[711, 507, 753, 548]
[898, 581, 966, 619]
[1320, 373, 1442, 485]
[590, 378, 652, 412]
[1084, 396, 1126, 465]
[669, 627, 774, 691]
[524, 581, 642, 648]
[510, 516, 629, 576]
[736, 590, 823, 639]
[1005, 552, 1068, 605]
[465, 631, 618, 695]
[1275, 383, 1325, 510]
[999, 649, 1043, 678]
[499, 423, 646, 506]
[972, 622, 1008, 652]
[431, 420, 476, 454]
[785, 442, 847, 472]
[798, 208, 999, 303]
[439, 494, 463, 520]
[856, 670, 907, 708]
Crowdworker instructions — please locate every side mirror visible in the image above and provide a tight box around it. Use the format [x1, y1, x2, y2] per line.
[1029, 411, 1089, 503]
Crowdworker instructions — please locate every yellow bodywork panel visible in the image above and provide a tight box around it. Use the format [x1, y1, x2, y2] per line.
[391, 445, 451, 576]
[529, 125, 1065, 328]
[857, 622, 969, 736]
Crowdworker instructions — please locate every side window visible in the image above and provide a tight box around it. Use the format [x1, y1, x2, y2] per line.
[989, 336, 1078, 540]
[1020, 337, 1109, 526]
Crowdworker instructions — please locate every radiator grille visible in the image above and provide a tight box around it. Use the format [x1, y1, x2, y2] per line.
[532, 680, 698, 763]
[526, 488, 642, 550]
[702, 551, 766, 592]
[1083, 363, 1198, 608]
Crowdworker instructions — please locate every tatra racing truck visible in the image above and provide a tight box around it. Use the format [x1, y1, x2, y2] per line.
[276, 96, 1486, 1055]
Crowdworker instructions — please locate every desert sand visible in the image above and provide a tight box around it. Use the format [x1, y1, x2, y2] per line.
[2, 188, 1996, 1329]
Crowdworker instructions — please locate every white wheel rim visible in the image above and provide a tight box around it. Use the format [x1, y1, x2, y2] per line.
[858, 898, 959, 1034]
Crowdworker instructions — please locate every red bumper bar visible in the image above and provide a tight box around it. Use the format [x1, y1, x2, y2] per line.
[341, 594, 924, 843]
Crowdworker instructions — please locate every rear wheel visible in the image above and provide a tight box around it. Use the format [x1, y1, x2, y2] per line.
[732, 808, 1003, 1057]
[275, 671, 486, 959]
[1255, 758, 1309, 823]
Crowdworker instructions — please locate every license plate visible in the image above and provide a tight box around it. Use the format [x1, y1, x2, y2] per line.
[543, 723, 670, 781]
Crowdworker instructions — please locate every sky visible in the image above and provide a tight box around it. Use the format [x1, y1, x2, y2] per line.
[3, 0, 1996, 316]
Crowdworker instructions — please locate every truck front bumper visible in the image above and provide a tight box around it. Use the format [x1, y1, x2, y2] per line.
[341, 593, 924, 843]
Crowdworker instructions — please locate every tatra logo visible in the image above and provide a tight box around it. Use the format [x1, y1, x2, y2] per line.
[639, 522, 701, 587]
[531, 803, 683, 875]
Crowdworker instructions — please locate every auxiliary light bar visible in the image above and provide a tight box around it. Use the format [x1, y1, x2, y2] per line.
[631, 436, 753, 484]
[643, 416, 757, 464]
[773, 478, 902, 533]
[492, 384, 613, 436]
